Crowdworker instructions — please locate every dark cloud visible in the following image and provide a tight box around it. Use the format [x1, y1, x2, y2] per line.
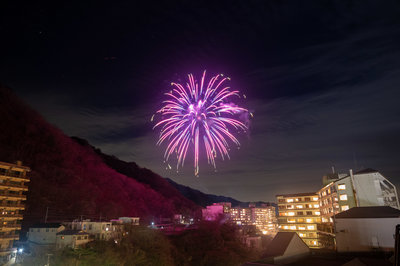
[2, 0, 400, 201]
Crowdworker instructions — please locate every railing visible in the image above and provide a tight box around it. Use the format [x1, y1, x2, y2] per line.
[0, 173, 30, 180]
[0, 202, 25, 208]
[0, 234, 19, 239]
[0, 224, 21, 228]
[0, 191, 26, 199]
[0, 182, 28, 189]
[0, 213, 23, 218]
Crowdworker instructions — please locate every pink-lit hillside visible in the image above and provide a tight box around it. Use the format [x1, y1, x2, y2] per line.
[0, 86, 199, 229]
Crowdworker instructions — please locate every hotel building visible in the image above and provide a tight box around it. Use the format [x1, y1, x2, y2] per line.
[276, 192, 321, 248]
[0, 161, 30, 259]
[317, 168, 399, 249]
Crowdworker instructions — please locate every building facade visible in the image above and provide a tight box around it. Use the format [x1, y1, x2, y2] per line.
[317, 169, 399, 249]
[56, 230, 90, 249]
[0, 161, 30, 259]
[335, 206, 400, 252]
[70, 220, 113, 240]
[277, 193, 321, 248]
[230, 204, 278, 235]
[28, 223, 65, 245]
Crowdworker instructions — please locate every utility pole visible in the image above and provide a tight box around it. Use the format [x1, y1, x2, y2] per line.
[46, 253, 53, 266]
[44, 206, 49, 223]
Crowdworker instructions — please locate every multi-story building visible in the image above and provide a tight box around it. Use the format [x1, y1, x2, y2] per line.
[317, 168, 399, 249]
[230, 204, 278, 236]
[28, 223, 65, 245]
[70, 220, 113, 240]
[276, 193, 321, 248]
[0, 161, 30, 259]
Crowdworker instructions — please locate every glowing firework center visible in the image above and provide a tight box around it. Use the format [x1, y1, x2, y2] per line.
[154, 71, 248, 176]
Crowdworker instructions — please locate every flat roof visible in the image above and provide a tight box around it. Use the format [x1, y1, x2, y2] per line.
[335, 206, 400, 219]
[276, 192, 317, 197]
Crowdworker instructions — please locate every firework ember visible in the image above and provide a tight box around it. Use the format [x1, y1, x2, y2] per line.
[153, 71, 248, 176]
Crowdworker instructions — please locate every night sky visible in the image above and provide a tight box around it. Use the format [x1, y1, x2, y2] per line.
[1, 1, 400, 202]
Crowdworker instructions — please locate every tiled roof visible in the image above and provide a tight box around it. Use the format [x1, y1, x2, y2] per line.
[335, 206, 400, 219]
[264, 232, 298, 257]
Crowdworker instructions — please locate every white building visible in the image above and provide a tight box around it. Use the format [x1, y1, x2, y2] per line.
[70, 220, 113, 240]
[56, 230, 90, 249]
[335, 206, 400, 252]
[27, 223, 65, 245]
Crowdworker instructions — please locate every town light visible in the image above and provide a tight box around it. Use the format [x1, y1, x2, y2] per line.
[18, 248, 23, 253]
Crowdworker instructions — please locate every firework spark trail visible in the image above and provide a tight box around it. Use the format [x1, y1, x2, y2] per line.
[154, 71, 248, 176]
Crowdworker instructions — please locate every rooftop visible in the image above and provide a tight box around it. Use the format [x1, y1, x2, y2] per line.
[30, 223, 62, 228]
[335, 206, 400, 219]
[264, 232, 305, 257]
[354, 168, 378, 175]
[57, 230, 89, 235]
[276, 192, 317, 197]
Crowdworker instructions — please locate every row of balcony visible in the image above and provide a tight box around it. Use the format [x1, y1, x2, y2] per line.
[0, 223, 21, 229]
[0, 213, 23, 218]
[0, 171, 29, 180]
[0, 202, 25, 208]
[0, 181, 28, 190]
[0, 191, 26, 200]
[0, 234, 19, 239]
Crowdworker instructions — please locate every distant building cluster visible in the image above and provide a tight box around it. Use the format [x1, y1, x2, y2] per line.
[202, 202, 278, 236]
[276, 168, 400, 251]
[27, 217, 140, 249]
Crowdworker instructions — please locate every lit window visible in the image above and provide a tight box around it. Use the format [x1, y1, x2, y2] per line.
[296, 205, 303, 209]
[307, 225, 315, 230]
[322, 191, 326, 196]
[312, 197, 318, 201]
[288, 219, 296, 223]
[315, 211, 321, 215]
[287, 199, 294, 203]
[297, 218, 304, 222]
[283, 226, 289, 229]
[289, 225, 296, 230]
[299, 233, 305, 237]
[298, 226, 306, 230]
[306, 218, 313, 223]
[287, 205, 294, 209]
[314, 204, 319, 208]
[338, 184, 346, 190]
[334, 197, 338, 201]
[341, 205, 349, 211]
[312, 241, 317, 245]
[288, 212, 295, 216]
[340, 194, 348, 201]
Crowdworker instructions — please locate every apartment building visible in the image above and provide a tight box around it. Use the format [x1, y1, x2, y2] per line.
[0, 161, 30, 259]
[317, 168, 400, 249]
[276, 193, 321, 248]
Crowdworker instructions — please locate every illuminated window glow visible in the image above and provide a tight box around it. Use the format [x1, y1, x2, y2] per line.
[314, 204, 319, 208]
[298, 226, 306, 230]
[289, 225, 296, 230]
[296, 205, 303, 209]
[306, 218, 313, 223]
[338, 184, 346, 190]
[307, 225, 315, 230]
[287, 199, 294, 203]
[315, 211, 320, 215]
[288, 212, 295, 216]
[341, 205, 349, 211]
[312, 197, 318, 201]
[340, 194, 348, 201]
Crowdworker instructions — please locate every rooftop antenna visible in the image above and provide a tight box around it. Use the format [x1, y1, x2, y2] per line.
[331, 166, 335, 174]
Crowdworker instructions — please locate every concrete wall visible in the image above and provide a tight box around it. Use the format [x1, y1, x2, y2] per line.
[336, 217, 400, 252]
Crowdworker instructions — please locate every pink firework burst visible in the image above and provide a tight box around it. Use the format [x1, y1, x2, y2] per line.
[153, 71, 248, 176]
